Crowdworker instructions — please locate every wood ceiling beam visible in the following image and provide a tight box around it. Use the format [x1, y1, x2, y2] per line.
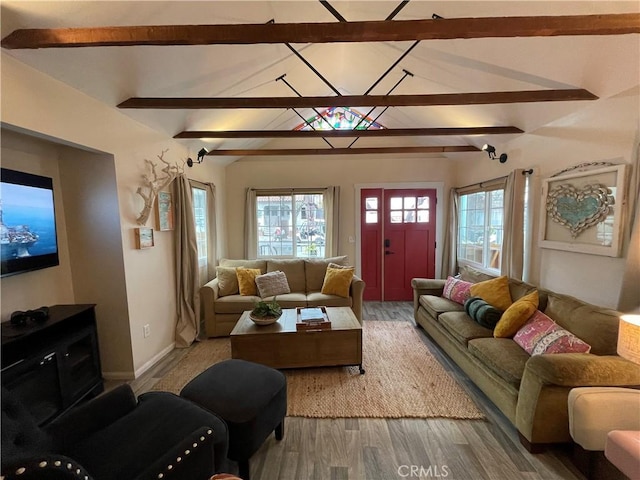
[205, 146, 480, 156]
[175, 126, 523, 138]
[2, 14, 639, 49]
[119, 89, 597, 110]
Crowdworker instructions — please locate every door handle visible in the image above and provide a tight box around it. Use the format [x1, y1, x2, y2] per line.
[385, 251, 395, 255]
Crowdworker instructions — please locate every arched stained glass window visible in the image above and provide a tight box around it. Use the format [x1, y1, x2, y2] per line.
[294, 107, 385, 131]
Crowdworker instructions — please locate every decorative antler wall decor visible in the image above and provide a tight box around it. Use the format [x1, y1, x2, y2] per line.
[136, 149, 184, 225]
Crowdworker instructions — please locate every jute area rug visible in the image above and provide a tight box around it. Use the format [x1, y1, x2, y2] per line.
[152, 321, 485, 419]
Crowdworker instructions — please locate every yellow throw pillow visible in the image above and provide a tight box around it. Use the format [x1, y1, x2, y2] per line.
[321, 265, 355, 298]
[469, 275, 513, 311]
[236, 268, 262, 296]
[494, 290, 539, 338]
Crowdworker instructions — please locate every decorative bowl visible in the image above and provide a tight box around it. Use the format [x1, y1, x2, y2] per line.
[249, 313, 281, 326]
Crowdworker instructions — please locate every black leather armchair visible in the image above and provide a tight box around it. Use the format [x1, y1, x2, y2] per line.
[1, 384, 229, 480]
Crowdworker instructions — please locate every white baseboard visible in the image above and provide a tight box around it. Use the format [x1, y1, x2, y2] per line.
[102, 342, 175, 380]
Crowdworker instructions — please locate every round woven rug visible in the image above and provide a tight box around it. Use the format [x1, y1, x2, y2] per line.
[152, 321, 486, 419]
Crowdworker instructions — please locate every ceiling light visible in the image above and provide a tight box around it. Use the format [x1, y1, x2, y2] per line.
[482, 144, 508, 163]
[186, 147, 209, 167]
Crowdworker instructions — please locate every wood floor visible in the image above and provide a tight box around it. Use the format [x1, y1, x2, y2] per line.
[125, 301, 585, 480]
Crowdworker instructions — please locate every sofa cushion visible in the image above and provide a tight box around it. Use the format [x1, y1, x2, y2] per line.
[321, 265, 354, 298]
[267, 259, 306, 292]
[470, 275, 513, 311]
[514, 310, 592, 355]
[216, 266, 239, 297]
[306, 292, 352, 308]
[439, 311, 494, 346]
[419, 295, 465, 319]
[220, 259, 267, 273]
[214, 295, 262, 314]
[255, 271, 290, 298]
[494, 290, 539, 338]
[508, 278, 538, 302]
[259, 292, 308, 308]
[468, 338, 530, 388]
[304, 256, 348, 292]
[544, 292, 619, 355]
[442, 276, 473, 305]
[459, 265, 495, 283]
[237, 268, 262, 296]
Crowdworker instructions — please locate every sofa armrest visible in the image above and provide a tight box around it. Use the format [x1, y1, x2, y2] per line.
[201, 278, 220, 337]
[525, 354, 640, 387]
[1, 454, 94, 480]
[45, 384, 137, 449]
[516, 354, 640, 445]
[411, 278, 446, 315]
[350, 275, 365, 324]
[137, 426, 217, 480]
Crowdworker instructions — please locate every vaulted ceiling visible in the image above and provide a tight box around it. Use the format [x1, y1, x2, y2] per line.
[1, 1, 639, 164]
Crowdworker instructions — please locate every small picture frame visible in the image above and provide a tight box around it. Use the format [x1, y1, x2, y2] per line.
[134, 227, 155, 249]
[155, 191, 174, 231]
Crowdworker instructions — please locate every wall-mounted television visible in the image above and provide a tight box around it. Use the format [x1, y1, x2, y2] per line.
[1, 168, 60, 277]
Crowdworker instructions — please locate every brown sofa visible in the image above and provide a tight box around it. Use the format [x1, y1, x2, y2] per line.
[412, 266, 640, 451]
[202, 256, 364, 337]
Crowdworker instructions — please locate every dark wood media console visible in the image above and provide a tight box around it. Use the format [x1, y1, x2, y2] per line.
[1, 304, 103, 426]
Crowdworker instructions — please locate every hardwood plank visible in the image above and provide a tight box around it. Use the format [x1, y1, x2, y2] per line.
[174, 126, 524, 138]
[3, 14, 638, 49]
[119, 90, 597, 109]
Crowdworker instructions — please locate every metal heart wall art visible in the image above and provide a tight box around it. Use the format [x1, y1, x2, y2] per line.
[546, 183, 614, 238]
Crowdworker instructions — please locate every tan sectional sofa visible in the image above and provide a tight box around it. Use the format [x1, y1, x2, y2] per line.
[412, 266, 640, 452]
[202, 256, 365, 337]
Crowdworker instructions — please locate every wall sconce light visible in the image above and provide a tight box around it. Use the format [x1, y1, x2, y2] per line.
[482, 144, 508, 163]
[187, 148, 209, 168]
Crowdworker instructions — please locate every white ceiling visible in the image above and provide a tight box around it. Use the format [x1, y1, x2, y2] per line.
[1, 1, 639, 164]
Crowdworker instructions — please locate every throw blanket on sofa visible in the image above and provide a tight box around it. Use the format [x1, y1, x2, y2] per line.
[464, 296, 503, 329]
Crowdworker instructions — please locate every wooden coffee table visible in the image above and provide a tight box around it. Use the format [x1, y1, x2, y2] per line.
[230, 307, 364, 373]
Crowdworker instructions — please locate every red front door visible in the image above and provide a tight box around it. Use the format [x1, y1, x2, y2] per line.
[361, 188, 437, 301]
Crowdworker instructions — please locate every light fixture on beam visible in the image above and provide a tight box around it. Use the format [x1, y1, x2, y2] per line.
[482, 144, 508, 163]
[186, 147, 209, 167]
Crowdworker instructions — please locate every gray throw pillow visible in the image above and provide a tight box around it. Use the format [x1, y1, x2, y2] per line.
[255, 270, 291, 298]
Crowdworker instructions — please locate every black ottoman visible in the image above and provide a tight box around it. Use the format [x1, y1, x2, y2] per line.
[180, 359, 287, 480]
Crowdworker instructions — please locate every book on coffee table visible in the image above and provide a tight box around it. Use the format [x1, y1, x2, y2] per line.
[299, 307, 325, 322]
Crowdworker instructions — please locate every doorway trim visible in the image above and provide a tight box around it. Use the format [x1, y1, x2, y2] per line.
[354, 182, 445, 283]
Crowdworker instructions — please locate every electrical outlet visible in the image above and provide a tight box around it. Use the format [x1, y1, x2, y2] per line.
[143, 324, 151, 338]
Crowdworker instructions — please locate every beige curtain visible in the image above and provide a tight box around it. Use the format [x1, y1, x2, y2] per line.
[174, 174, 199, 347]
[618, 143, 640, 312]
[324, 186, 340, 257]
[205, 182, 217, 280]
[501, 169, 526, 280]
[244, 188, 257, 259]
[441, 188, 459, 278]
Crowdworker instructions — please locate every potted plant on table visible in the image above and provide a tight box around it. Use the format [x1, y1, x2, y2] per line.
[249, 297, 283, 325]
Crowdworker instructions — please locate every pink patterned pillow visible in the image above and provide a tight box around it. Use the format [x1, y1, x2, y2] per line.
[514, 310, 591, 355]
[442, 276, 473, 305]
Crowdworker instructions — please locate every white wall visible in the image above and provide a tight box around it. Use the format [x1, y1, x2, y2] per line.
[1, 52, 227, 378]
[452, 89, 640, 308]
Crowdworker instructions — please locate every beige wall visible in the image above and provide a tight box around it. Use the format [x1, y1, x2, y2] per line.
[225, 155, 455, 265]
[1, 52, 227, 378]
[1, 130, 75, 314]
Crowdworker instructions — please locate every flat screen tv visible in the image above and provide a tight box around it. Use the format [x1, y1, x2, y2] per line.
[1, 168, 60, 277]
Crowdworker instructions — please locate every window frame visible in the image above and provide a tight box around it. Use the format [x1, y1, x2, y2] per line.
[191, 185, 208, 269]
[254, 189, 326, 259]
[457, 185, 505, 273]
